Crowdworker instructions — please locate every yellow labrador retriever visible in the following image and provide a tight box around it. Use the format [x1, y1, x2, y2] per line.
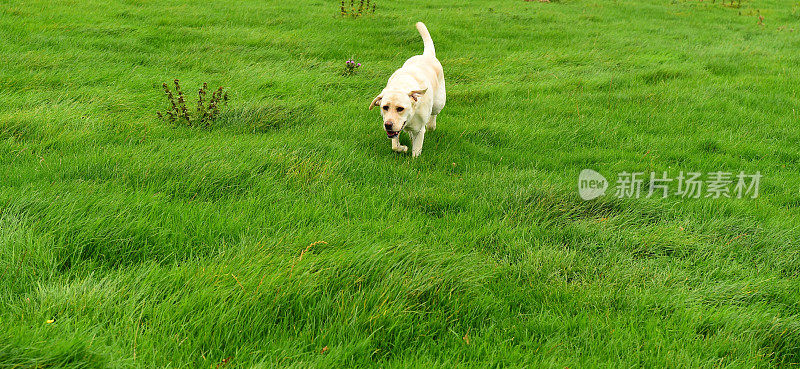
[370, 22, 445, 157]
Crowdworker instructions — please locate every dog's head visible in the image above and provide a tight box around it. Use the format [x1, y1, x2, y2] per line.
[369, 88, 426, 138]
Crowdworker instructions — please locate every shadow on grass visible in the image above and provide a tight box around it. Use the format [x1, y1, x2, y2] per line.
[215, 103, 317, 134]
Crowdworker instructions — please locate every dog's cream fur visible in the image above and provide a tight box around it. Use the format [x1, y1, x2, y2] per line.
[370, 22, 445, 157]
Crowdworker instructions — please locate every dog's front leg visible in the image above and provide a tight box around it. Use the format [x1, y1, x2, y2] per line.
[391, 137, 408, 153]
[426, 115, 437, 131]
[410, 128, 426, 157]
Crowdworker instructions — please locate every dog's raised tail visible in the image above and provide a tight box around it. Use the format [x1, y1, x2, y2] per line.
[416, 22, 435, 57]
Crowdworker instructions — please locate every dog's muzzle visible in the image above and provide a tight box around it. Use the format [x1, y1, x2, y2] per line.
[384, 122, 398, 138]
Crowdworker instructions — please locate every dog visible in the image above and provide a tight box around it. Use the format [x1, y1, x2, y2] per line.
[370, 22, 445, 157]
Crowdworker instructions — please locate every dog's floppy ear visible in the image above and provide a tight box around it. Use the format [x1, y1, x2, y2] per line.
[409, 88, 427, 102]
[369, 94, 383, 110]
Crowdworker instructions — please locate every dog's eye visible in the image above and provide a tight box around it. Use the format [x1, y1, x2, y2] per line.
[396, 107, 404, 112]
[382, 106, 389, 111]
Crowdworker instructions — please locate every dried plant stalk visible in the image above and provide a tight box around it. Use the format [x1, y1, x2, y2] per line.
[157, 79, 228, 128]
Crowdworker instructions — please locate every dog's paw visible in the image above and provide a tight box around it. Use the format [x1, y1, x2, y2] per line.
[393, 145, 408, 153]
[412, 150, 422, 158]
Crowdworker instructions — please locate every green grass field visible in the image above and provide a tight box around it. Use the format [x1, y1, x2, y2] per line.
[2, 0, 800, 367]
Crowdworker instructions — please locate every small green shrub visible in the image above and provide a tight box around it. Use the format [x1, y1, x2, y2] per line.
[157, 79, 228, 128]
[343, 59, 361, 76]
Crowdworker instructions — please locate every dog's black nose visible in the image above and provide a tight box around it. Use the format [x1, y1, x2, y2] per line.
[384, 122, 393, 130]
